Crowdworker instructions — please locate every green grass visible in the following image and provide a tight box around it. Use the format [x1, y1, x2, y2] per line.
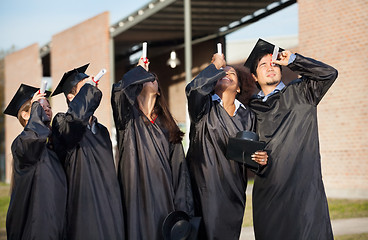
[242, 195, 253, 227]
[335, 233, 368, 240]
[0, 196, 9, 229]
[328, 198, 368, 219]
[0, 185, 9, 240]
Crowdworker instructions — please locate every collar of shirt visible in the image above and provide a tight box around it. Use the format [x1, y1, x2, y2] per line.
[211, 94, 246, 116]
[257, 81, 286, 102]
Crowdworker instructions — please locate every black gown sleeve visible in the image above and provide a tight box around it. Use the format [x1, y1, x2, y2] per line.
[11, 102, 50, 169]
[52, 84, 102, 151]
[185, 64, 225, 122]
[169, 143, 194, 217]
[287, 53, 338, 105]
[111, 66, 155, 130]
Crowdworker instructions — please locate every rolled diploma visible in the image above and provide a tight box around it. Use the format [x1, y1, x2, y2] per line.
[40, 80, 47, 93]
[217, 43, 222, 55]
[142, 42, 147, 59]
[94, 69, 107, 82]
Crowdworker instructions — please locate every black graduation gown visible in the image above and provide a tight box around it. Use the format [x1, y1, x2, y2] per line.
[52, 84, 124, 240]
[111, 66, 193, 240]
[249, 54, 338, 240]
[185, 64, 256, 240]
[7, 102, 67, 240]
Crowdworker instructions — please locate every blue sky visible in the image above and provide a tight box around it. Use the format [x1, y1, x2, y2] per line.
[0, 0, 298, 52]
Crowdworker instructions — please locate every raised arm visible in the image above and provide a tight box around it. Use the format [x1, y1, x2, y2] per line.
[111, 63, 155, 130]
[275, 51, 338, 105]
[52, 84, 101, 150]
[11, 102, 51, 169]
[185, 54, 226, 122]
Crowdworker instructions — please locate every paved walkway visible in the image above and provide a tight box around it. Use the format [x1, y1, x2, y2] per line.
[239, 217, 368, 239]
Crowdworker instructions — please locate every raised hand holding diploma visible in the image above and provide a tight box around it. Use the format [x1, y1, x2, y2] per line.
[88, 68, 107, 87]
[211, 52, 226, 70]
[37, 80, 48, 105]
[272, 50, 292, 66]
[138, 55, 150, 71]
[216, 43, 224, 69]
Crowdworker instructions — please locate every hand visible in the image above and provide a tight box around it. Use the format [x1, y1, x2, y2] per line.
[75, 77, 92, 93]
[272, 50, 293, 66]
[138, 57, 150, 71]
[251, 151, 268, 165]
[211, 53, 226, 70]
[91, 76, 99, 88]
[31, 91, 46, 105]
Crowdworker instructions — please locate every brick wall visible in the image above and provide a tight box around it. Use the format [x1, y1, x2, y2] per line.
[299, 0, 368, 198]
[4, 44, 42, 183]
[51, 12, 112, 132]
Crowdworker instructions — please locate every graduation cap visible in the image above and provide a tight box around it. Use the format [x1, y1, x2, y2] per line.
[243, 38, 284, 74]
[226, 131, 265, 170]
[51, 63, 90, 97]
[162, 211, 201, 240]
[3, 84, 51, 117]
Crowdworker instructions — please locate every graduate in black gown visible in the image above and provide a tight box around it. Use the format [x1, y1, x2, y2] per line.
[186, 53, 268, 240]
[111, 57, 194, 240]
[245, 39, 338, 240]
[51, 64, 124, 240]
[4, 84, 67, 239]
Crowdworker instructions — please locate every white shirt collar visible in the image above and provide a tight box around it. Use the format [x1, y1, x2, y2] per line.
[211, 94, 246, 116]
[257, 81, 286, 102]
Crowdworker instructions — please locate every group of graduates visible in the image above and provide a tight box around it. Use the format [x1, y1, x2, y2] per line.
[4, 38, 338, 240]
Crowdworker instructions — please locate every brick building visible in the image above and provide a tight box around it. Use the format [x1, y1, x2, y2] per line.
[297, 0, 368, 199]
[2, 0, 367, 198]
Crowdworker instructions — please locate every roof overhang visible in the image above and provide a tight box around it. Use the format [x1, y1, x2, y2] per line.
[110, 0, 296, 61]
[39, 0, 297, 67]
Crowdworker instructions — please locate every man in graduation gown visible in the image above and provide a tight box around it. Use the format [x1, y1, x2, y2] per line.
[245, 39, 338, 240]
[5, 84, 67, 239]
[51, 64, 124, 240]
[111, 60, 194, 240]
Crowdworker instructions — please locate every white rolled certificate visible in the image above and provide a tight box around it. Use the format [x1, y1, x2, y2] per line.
[142, 42, 147, 59]
[272, 45, 279, 62]
[217, 43, 222, 55]
[39, 80, 47, 94]
[94, 69, 107, 82]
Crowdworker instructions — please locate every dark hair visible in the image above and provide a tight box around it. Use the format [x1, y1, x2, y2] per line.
[150, 73, 184, 144]
[17, 99, 32, 127]
[229, 65, 257, 105]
